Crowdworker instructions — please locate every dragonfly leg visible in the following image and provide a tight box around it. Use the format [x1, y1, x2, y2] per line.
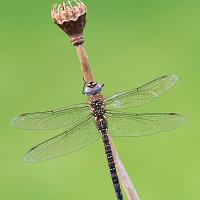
[82, 77, 86, 94]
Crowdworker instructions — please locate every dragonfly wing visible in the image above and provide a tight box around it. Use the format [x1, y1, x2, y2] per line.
[24, 117, 100, 162]
[106, 111, 186, 137]
[105, 75, 178, 109]
[12, 103, 90, 130]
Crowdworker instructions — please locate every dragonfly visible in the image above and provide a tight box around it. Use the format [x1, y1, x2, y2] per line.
[12, 74, 185, 200]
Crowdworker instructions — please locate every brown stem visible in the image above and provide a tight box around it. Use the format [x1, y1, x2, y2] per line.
[52, 1, 140, 199]
[109, 136, 140, 200]
[76, 44, 94, 83]
[75, 44, 140, 200]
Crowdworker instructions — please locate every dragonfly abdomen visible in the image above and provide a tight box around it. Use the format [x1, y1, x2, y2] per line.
[98, 119, 123, 200]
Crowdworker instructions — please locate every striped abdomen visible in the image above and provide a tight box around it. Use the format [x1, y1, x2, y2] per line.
[89, 96, 123, 200]
[98, 119, 123, 200]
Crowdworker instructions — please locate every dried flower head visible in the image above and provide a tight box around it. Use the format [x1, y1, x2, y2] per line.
[51, 0, 87, 46]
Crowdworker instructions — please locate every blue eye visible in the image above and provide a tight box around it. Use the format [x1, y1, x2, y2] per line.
[85, 87, 93, 96]
[84, 84, 103, 96]
[94, 84, 102, 93]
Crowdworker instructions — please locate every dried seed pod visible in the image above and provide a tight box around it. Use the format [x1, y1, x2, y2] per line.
[51, 1, 87, 46]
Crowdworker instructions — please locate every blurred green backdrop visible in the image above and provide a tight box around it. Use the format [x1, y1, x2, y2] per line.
[0, 0, 199, 199]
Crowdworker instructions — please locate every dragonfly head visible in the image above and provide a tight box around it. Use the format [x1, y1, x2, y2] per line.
[84, 81, 103, 96]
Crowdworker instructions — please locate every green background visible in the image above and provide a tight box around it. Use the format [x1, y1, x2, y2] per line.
[0, 0, 199, 199]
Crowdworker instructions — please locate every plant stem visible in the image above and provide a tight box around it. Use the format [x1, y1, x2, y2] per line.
[76, 44, 94, 83]
[52, 1, 140, 199]
[75, 44, 140, 200]
[109, 135, 140, 200]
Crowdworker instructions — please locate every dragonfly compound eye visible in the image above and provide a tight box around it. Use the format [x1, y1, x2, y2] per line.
[94, 84, 103, 93]
[84, 84, 103, 96]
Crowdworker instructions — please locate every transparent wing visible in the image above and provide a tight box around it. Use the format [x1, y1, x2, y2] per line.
[105, 75, 178, 109]
[106, 111, 186, 137]
[24, 117, 100, 162]
[12, 103, 90, 130]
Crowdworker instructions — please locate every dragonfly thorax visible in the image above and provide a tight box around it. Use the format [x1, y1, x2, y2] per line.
[88, 93, 106, 119]
[90, 100, 106, 118]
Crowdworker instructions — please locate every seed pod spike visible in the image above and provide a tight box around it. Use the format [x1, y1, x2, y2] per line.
[62, 2, 66, 9]
[68, 1, 73, 8]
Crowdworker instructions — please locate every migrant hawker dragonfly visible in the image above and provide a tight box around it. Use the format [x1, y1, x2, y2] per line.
[12, 74, 185, 200]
